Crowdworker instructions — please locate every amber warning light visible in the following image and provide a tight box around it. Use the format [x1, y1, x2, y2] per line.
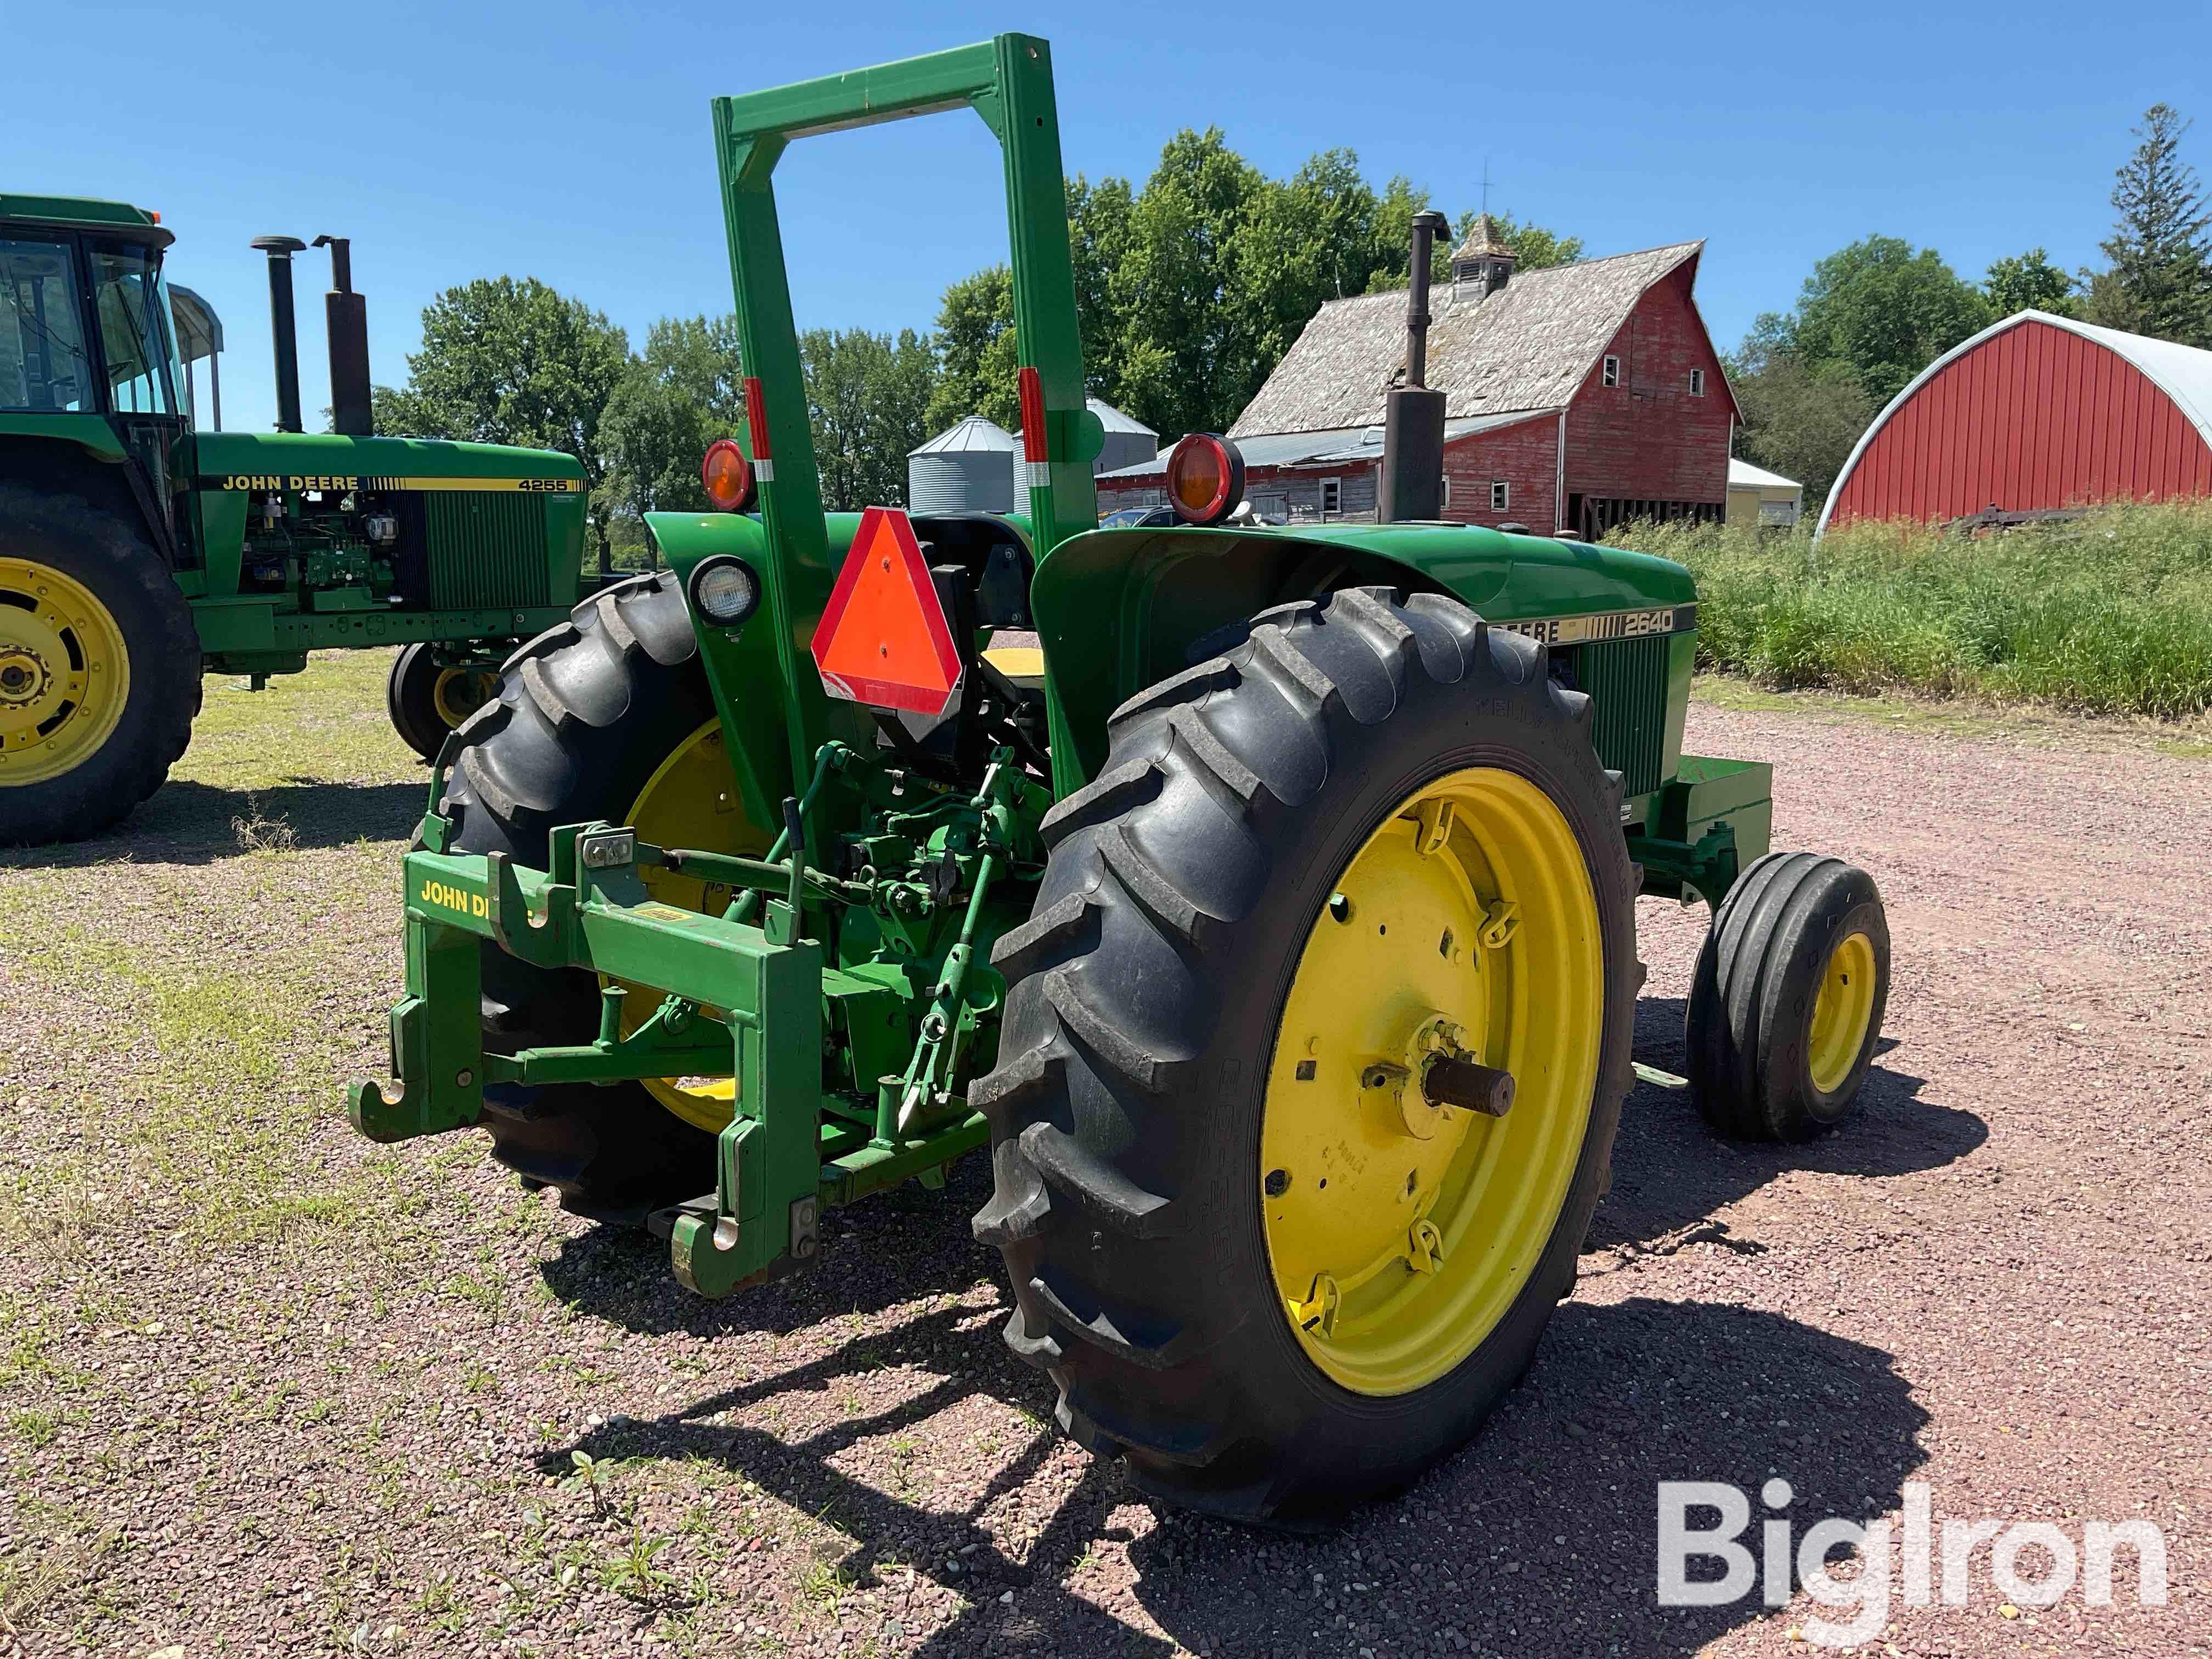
[810, 507, 964, 718]
[701, 439, 754, 512]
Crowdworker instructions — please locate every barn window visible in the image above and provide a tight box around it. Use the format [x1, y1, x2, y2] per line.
[1602, 356, 1621, 388]
[1440, 476, 1451, 510]
[1319, 476, 1342, 517]
[1491, 480, 1510, 512]
[1689, 368, 1706, 396]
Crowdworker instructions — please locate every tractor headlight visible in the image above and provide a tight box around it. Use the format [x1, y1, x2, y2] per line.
[689, 555, 762, 627]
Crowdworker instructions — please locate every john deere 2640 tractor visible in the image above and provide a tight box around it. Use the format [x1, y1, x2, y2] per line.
[351, 37, 1892, 1521]
[1, 194, 590, 844]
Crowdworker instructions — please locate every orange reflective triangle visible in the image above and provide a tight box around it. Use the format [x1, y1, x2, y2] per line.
[810, 506, 964, 717]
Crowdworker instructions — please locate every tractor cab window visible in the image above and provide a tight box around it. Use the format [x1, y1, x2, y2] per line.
[0, 238, 94, 413]
[88, 244, 174, 415]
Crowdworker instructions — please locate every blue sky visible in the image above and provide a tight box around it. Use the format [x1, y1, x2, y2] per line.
[12, 0, 2206, 435]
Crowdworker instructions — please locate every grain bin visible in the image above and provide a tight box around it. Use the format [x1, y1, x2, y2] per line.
[1086, 399, 1158, 476]
[908, 414, 1019, 513]
[1013, 398, 1156, 517]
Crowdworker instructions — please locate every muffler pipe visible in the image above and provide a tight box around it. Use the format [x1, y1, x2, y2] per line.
[314, 234, 374, 437]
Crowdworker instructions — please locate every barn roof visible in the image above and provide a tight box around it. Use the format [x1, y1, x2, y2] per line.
[1097, 410, 1558, 480]
[1728, 458, 1800, 491]
[1229, 241, 1712, 438]
[1814, 310, 2212, 535]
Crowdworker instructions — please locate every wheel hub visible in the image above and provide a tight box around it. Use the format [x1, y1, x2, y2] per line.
[0, 644, 52, 710]
[1, 556, 131, 784]
[1260, 766, 1604, 1396]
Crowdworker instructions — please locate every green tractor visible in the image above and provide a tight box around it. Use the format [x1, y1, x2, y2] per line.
[350, 36, 1892, 1521]
[0, 194, 592, 845]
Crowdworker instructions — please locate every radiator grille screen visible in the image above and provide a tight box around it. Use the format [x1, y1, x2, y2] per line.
[1571, 635, 1671, 798]
[424, 493, 551, 611]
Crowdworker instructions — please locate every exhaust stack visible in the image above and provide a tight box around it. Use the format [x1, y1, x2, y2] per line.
[250, 234, 307, 433]
[313, 235, 374, 437]
[1379, 210, 1450, 523]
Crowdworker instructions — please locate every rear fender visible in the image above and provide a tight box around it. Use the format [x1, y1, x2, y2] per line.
[0, 428, 162, 553]
[1028, 524, 1481, 788]
[1030, 521, 1701, 791]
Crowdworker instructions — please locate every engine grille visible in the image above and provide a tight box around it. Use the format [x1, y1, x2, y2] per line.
[424, 493, 552, 611]
[1570, 635, 1672, 798]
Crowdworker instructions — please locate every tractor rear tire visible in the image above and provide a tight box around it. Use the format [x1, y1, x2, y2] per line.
[0, 485, 200, 847]
[387, 643, 499, 763]
[969, 588, 1638, 1522]
[437, 571, 723, 1220]
[1686, 852, 1890, 1142]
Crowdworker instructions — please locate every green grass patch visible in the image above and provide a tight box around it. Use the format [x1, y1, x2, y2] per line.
[1606, 500, 2212, 719]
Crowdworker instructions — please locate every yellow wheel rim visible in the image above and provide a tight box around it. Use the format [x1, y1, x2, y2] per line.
[1807, 930, 1876, 1094]
[0, 557, 130, 786]
[1260, 767, 1604, 1397]
[612, 719, 768, 1131]
[432, 666, 498, 729]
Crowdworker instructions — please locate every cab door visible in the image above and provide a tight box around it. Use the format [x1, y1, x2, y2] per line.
[84, 240, 189, 557]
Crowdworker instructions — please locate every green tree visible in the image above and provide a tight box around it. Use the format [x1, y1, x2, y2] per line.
[1365, 176, 1444, 289]
[1228, 150, 1386, 404]
[929, 139, 1584, 441]
[1725, 346, 1876, 508]
[926, 266, 1021, 433]
[1983, 249, 2078, 318]
[1758, 237, 1992, 407]
[373, 276, 630, 563]
[599, 314, 746, 546]
[1108, 127, 1268, 438]
[802, 326, 939, 510]
[2080, 103, 2212, 346]
[1065, 173, 1135, 396]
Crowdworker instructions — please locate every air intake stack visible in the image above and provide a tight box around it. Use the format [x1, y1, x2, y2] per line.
[250, 234, 307, 433]
[314, 235, 374, 437]
[1379, 210, 1449, 523]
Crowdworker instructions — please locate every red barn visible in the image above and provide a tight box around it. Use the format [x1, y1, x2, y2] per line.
[1096, 220, 1741, 539]
[1818, 311, 2212, 531]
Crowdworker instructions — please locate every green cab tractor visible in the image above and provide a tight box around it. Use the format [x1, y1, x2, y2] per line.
[0, 194, 591, 845]
[350, 36, 1893, 1521]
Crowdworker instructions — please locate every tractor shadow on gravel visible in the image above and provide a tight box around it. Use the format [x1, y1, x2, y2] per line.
[3, 777, 425, 868]
[532, 993, 1957, 1656]
[1589, 997, 1989, 1255]
[546, 1136, 1933, 1656]
[551, 1288, 1928, 1658]
[1125, 1298, 1932, 1659]
[538, 1160, 1011, 1340]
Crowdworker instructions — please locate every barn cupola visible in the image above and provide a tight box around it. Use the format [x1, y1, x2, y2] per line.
[1451, 215, 1517, 300]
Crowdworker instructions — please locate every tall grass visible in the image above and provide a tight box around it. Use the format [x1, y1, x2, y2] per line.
[1606, 501, 2212, 719]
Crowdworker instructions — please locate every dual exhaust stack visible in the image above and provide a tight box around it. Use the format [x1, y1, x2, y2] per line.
[250, 233, 373, 437]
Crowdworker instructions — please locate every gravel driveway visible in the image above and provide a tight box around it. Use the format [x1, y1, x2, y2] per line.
[1, 659, 2204, 1657]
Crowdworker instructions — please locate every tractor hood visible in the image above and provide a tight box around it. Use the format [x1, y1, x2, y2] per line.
[189, 431, 585, 490]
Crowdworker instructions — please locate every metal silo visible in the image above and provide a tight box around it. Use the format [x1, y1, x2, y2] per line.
[1014, 399, 1159, 518]
[1088, 398, 1159, 476]
[907, 414, 1019, 513]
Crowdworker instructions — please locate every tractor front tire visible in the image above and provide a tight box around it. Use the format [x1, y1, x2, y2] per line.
[437, 572, 724, 1219]
[970, 588, 1638, 1522]
[0, 485, 200, 847]
[1686, 852, 1891, 1142]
